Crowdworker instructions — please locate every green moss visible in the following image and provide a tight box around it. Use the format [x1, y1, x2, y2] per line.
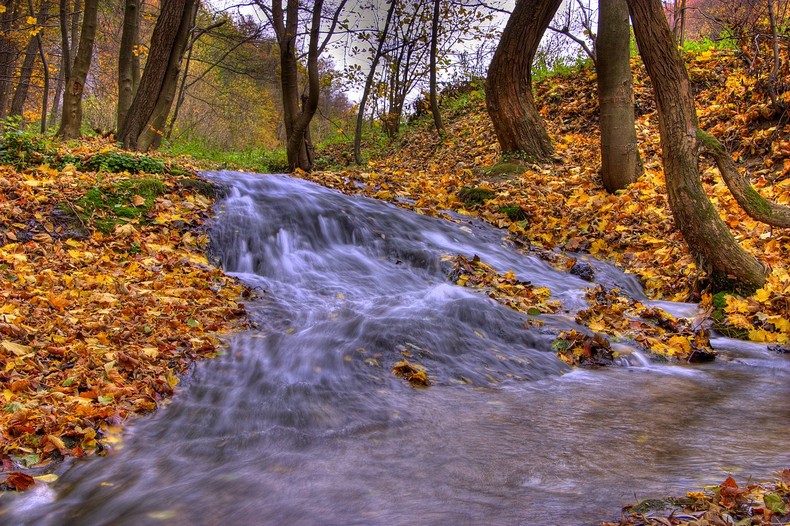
[73, 178, 167, 233]
[457, 187, 496, 205]
[482, 162, 526, 178]
[744, 185, 772, 217]
[696, 129, 724, 153]
[499, 205, 528, 221]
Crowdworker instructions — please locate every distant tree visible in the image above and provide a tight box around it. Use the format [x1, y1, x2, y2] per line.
[258, 0, 348, 171]
[597, 0, 642, 192]
[486, 0, 562, 161]
[57, 0, 98, 139]
[353, 0, 397, 164]
[428, 0, 444, 137]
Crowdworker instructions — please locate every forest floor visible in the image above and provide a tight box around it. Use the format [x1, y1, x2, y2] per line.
[0, 46, 788, 524]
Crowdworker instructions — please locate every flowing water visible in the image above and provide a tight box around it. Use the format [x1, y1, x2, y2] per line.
[3, 171, 789, 525]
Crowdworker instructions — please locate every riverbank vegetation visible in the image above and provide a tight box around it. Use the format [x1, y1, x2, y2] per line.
[0, 0, 788, 522]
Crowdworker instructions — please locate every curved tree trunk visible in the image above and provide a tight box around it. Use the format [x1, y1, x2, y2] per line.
[9, 28, 40, 117]
[597, 0, 642, 192]
[485, 0, 562, 160]
[57, 0, 98, 139]
[626, 0, 766, 292]
[699, 131, 790, 228]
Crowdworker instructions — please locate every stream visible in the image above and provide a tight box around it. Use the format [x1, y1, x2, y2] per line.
[2, 171, 788, 525]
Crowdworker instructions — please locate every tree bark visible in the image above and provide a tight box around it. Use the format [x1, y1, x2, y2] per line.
[9, 25, 41, 117]
[699, 131, 790, 228]
[485, 0, 562, 160]
[118, 0, 194, 150]
[353, 0, 396, 165]
[117, 0, 139, 132]
[284, 0, 322, 171]
[626, 0, 766, 292]
[31, 0, 49, 131]
[137, 0, 197, 151]
[597, 0, 642, 192]
[0, 0, 20, 119]
[428, 0, 445, 137]
[57, 0, 98, 139]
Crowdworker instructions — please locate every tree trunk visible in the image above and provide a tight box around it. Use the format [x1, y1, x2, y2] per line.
[597, 0, 642, 192]
[57, 0, 97, 139]
[31, 0, 49, 131]
[136, 0, 197, 151]
[118, 0, 193, 150]
[284, 0, 323, 171]
[49, 0, 71, 126]
[0, 0, 20, 119]
[485, 0, 562, 160]
[117, 0, 139, 131]
[9, 28, 40, 117]
[626, 0, 766, 292]
[353, 0, 396, 165]
[428, 0, 445, 137]
[698, 131, 790, 228]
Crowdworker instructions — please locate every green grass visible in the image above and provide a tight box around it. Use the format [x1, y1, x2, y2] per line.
[162, 140, 288, 173]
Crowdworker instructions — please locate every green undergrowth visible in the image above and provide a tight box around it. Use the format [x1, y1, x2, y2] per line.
[162, 140, 288, 173]
[69, 178, 166, 234]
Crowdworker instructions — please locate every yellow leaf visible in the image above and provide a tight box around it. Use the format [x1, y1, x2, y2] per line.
[34, 474, 59, 483]
[589, 239, 608, 255]
[2, 340, 33, 355]
[26, 16, 36, 25]
[0, 6, 7, 13]
[753, 288, 771, 302]
[3, 389, 14, 402]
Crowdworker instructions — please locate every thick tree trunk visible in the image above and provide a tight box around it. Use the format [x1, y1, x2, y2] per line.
[117, 0, 139, 132]
[118, 0, 193, 150]
[597, 0, 642, 192]
[485, 0, 562, 160]
[137, 0, 196, 151]
[626, 0, 766, 292]
[428, 0, 445, 137]
[353, 0, 396, 165]
[57, 0, 98, 139]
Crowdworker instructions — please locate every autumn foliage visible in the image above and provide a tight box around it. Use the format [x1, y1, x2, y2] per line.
[306, 47, 790, 351]
[0, 139, 246, 474]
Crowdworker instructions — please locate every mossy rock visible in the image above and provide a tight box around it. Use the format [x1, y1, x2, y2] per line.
[477, 162, 527, 182]
[458, 187, 496, 205]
